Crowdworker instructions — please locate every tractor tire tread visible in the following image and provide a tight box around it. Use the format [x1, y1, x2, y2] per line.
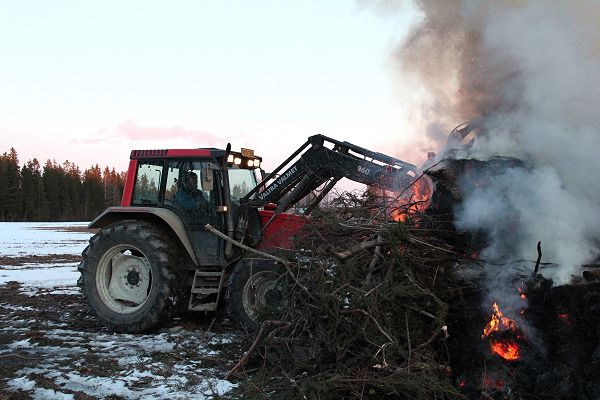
[78, 220, 184, 333]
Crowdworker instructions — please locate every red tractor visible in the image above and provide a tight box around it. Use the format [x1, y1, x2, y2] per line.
[78, 135, 417, 333]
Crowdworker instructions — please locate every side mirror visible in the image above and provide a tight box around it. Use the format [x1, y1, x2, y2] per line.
[201, 165, 214, 191]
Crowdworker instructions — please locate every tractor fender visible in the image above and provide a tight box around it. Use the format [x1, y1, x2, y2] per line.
[88, 207, 199, 265]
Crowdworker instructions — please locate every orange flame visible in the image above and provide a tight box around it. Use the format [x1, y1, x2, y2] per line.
[388, 177, 432, 222]
[482, 302, 523, 361]
[489, 339, 521, 361]
[482, 303, 517, 338]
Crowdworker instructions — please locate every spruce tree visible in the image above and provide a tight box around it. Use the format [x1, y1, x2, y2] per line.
[64, 161, 83, 220]
[83, 164, 105, 220]
[43, 160, 62, 220]
[0, 148, 22, 221]
[21, 161, 35, 221]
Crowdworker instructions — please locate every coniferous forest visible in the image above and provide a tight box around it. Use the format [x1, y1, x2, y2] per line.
[0, 147, 125, 222]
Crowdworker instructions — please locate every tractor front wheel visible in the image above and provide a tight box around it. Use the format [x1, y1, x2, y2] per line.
[226, 259, 288, 332]
[78, 221, 184, 333]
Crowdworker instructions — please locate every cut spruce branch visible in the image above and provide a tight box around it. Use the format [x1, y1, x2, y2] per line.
[334, 236, 388, 260]
[232, 191, 461, 399]
[226, 320, 290, 380]
[204, 224, 289, 266]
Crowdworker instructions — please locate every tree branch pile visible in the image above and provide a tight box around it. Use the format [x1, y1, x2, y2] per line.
[234, 191, 467, 399]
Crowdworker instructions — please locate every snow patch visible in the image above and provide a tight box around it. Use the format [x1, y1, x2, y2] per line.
[0, 222, 92, 257]
[8, 338, 37, 349]
[7, 376, 36, 391]
[0, 264, 80, 288]
[0, 303, 36, 311]
[32, 388, 75, 400]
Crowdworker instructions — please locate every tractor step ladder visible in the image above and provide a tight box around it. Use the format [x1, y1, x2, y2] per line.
[188, 270, 224, 311]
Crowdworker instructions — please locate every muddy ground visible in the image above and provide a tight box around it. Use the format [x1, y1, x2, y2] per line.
[0, 255, 248, 399]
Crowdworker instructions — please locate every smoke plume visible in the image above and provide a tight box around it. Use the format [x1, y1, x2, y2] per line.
[386, 0, 600, 284]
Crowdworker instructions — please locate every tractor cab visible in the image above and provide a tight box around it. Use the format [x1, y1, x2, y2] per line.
[122, 148, 262, 263]
[88, 148, 262, 267]
[126, 148, 261, 207]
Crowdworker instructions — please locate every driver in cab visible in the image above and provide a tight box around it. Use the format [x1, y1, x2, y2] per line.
[175, 171, 209, 215]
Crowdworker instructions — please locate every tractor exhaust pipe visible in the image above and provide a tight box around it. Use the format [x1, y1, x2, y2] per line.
[222, 143, 235, 259]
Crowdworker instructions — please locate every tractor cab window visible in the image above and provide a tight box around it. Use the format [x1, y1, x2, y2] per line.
[132, 161, 163, 206]
[164, 160, 216, 223]
[229, 168, 258, 201]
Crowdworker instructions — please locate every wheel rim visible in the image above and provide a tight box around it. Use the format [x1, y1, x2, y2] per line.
[96, 244, 152, 314]
[241, 270, 285, 320]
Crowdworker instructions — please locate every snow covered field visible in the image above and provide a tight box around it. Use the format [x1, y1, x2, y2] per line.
[0, 222, 91, 258]
[0, 222, 242, 399]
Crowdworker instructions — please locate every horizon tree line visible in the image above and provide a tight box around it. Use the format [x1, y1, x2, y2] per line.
[0, 148, 125, 222]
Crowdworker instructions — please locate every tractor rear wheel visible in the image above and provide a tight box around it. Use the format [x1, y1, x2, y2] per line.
[78, 220, 184, 333]
[226, 259, 288, 332]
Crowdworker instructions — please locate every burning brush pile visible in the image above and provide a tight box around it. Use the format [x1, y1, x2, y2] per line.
[230, 186, 464, 399]
[228, 168, 600, 399]
[450, 257, 600, 399]
[426, 158, 600, 399]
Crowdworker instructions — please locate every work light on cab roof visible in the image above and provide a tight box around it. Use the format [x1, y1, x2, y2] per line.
[227, 147, 261, 168]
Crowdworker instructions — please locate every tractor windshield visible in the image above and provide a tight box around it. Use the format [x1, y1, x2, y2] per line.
[229, 168, 257, 201]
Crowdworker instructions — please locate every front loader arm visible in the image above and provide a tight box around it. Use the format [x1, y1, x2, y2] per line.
[237, 135, 417, 237]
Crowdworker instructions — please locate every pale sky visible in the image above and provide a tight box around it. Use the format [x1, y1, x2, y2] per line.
[0, 1, 424, 172]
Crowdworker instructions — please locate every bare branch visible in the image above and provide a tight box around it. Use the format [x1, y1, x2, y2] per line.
[226, 320, 290, 380]
[335, 236, 388, 260]
[205, 224, 313, 298]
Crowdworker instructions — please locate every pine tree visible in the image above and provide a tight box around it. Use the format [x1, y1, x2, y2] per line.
[31, 159, 47, 221]
[114, 169, 125, 206]
[232, 184, 242, 200]
[0, 153, 7, 220]
[103, 166, 112, 208]
[83, 164, 105, 220]
[21, 161, 35, 221]
[61, 161, 74, 220]
[102, 166, 123, 207]
[20, 158, 49, 221]
[64, 161, 83, 220]
[43, 160, 63, 220]
[0, 148, 22, 221]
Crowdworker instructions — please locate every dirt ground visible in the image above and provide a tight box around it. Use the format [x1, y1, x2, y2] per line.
[0, 255, 82, 267]
[0, 257, 247, 399]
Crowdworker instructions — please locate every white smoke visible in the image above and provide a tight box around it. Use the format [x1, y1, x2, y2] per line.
[378, 0, 600, 284]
